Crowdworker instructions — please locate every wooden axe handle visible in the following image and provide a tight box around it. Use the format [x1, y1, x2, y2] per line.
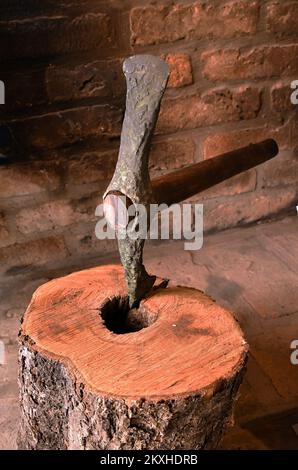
[152, 139, 279, 206]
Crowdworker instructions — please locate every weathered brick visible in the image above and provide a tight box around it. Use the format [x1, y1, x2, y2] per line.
[266, 1, 298, 35]
[130, 1, 259, 46]
[157, 86, 261, 134]
[271, 81, 296, 113]
[74, 193, 101, 223]
[198, 170, 257, 200]
[258, 152, 298, 189]
[203, 123, 291, 159]
[0, 212, 13, 247]
[202, 45, 298, 81]
[64, 224, 117, 258]
[290, 115, 298, 148]
[162, 53, 193, 88]
[0, 162, 61, 199]
[67, 150, 118, 186]
[46, 59, 124, 103]
[0, 11, 114, 60]
[10, 105, 122, 150]
[149, 138, 195, 176]
[16, 200, 84, 235]
[0, 236, 68, 275]
[0, 213, 8, 236]
[0, 0, 73, 9]
[1, 59, 124, 113]
[15, 192, 101, 236]
[202, 188, 297, 232]
[1, 68, 47, 113]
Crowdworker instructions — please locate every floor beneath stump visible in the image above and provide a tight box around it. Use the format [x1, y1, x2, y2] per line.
[0, 215, 297, 450]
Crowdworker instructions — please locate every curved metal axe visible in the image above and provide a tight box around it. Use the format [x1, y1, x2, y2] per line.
[103, 55, 169, 307]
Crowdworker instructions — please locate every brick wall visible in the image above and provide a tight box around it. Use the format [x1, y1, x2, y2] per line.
[0, 0, 297, 278]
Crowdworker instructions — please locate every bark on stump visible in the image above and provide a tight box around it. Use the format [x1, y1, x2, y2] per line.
[18, 265, 248, 450]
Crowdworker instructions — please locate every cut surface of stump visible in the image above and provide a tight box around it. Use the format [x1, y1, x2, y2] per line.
[18, 264, 248, 450]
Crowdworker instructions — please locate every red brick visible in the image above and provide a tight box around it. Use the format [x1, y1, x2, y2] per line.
[46, 59, 124, 103]
[130, 1, 259, 46]
[0, 162, 61, 199]
[202, 45, 298, 81]
[0, 212, 14, 247]
[197, 170, 257, 200]
[266, 1, 298, 35]
[10, 105, 122, 150]
[0, 236, 68, 275]
[1, 68, 47, 113]
[259, 153, 298, 189]
[290, 115, 298, 149]
[162, 53, 193, 88]
[149, 138, 195, 176]
[15, 200, 85, 235]
[2, 59, 124, 113]
[14, 194, 100, 236]
[203, 124, 291, 159]
[67, 150, 118, 186]
[271, 82, 296, 113]
[73, 193, 101, 223]
[64, 224, 117, 258]
[157, 86, 261, 134]
[0, 11, 114, 60]
[202, 188, 297, 232]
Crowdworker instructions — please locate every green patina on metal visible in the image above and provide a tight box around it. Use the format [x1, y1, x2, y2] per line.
[104, 55, 169, 307]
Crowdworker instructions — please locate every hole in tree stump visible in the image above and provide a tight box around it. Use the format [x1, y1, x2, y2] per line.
[100, 296, 158, 334]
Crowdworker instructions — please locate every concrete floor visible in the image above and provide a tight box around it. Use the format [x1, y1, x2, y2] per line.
[0, 216, 297, 450]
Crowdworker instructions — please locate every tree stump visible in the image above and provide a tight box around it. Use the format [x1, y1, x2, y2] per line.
[18, 264, 248, 450]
